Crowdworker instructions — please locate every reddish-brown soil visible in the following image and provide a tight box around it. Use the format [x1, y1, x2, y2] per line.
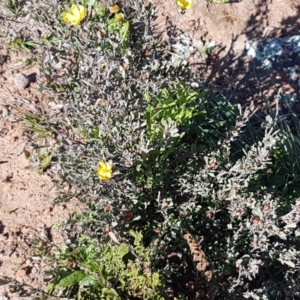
[154, 0, 300, 107]
[0, 50, 83, 299]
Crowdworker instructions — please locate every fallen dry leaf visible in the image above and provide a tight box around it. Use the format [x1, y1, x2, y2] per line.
[184, 233, 208, 272]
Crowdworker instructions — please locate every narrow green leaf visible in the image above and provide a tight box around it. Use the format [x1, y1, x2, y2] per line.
[0, 277, 12, 286]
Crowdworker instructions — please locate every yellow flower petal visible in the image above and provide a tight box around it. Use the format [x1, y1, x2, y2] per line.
[70, 3, 80, 16]
[78, 4, 86, 19]
[98, 169, 112, 180]
[99, 161, 112, 170]
[176, 0, 192, 10]
[62, 4, 86, 25]
[97, 161, 113, 181]
[62, 12, 80, 25]
[115, 13, 124, 22]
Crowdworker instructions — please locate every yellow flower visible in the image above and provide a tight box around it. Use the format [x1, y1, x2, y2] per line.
[97, 161, 113, 181]
[62, 4, 86, 25]
[109, 4, 120, 14]
[176, 0, 193, 10]
[115, 13, 124, 22]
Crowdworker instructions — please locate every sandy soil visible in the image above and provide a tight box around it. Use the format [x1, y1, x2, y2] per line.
[0, 0, 299, 298]
[0, 50, 83, 299]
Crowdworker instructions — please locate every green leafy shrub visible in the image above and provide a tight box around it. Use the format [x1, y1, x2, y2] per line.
[145, 83, 204, 141]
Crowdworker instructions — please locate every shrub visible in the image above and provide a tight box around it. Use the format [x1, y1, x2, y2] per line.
[2, 0, 300, 299]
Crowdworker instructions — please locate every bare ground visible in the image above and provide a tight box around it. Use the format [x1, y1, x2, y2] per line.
[0, 50, 83, 299]
[154, 0, 300, 106]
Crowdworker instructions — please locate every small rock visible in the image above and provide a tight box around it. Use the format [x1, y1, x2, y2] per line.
[43, 206, 53, 214]
[16, 267, 29, 277]
[30, 266, 39, 276]
[0, 233, 8, 241]
[14, 73, 30, 89]
[31, 255, 42, 261]
[191, 82, 199, 88]
[63, 184, 71, 193]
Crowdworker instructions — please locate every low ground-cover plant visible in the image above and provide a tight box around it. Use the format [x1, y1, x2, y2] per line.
[2, 0, 300, 299]
[43, 230, 165, 299]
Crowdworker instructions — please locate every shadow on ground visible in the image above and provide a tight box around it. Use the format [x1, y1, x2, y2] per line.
[153, 0, 300, 111]
[199, 4, 300, 112]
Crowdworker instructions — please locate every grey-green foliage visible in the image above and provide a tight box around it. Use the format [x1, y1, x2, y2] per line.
[191, 119, 300, 298]
[3, 0, 23, 14]
[272, 116, 300, 184]
[13, 0, 300, 299]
